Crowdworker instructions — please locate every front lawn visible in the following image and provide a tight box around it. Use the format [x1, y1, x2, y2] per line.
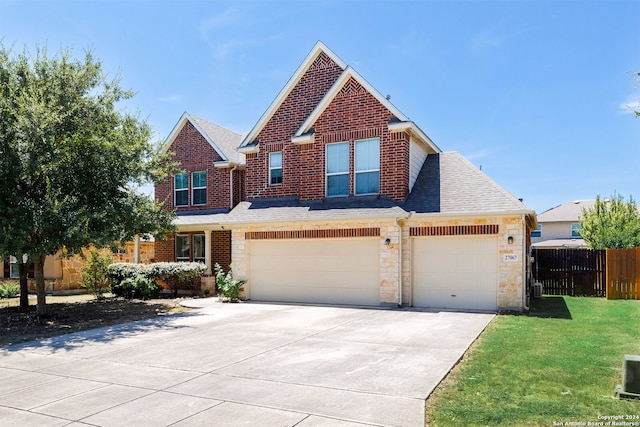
[426, 296, 640, 426]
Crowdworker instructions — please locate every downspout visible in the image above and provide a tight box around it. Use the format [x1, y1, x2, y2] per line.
[395, 217, 403, 307]
[229, 164, 238, 209]
[522, 213, 529, 311]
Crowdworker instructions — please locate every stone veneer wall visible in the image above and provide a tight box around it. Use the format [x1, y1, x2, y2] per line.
[20, 242, 155, 293]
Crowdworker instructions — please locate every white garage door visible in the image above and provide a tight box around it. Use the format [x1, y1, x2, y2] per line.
[412, 235, 498, 311]
[248, 238, 380, 306]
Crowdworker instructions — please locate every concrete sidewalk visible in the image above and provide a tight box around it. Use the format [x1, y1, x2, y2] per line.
[0, 301, 493, 426]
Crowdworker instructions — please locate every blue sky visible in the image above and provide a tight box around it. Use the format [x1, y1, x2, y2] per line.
[1, 0, 638, 214]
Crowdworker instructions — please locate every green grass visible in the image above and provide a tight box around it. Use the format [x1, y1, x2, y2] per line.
[426, 296, 640, 426]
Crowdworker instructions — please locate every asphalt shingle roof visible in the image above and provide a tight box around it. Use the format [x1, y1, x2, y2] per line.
[190, 114, 245, 165]
[537, 199, 596, 222]
[404, 152, 530, 214]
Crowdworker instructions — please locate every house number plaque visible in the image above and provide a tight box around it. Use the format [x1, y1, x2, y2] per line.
[503, 254, 519, 262]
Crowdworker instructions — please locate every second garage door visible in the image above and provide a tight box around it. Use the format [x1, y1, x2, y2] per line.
[248, 238, 380, 306]
[412, 235, 498, 311]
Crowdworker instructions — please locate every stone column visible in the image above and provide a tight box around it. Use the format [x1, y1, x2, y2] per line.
[134, 235, 141, 264]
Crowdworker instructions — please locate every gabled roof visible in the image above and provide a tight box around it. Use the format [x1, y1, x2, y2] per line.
[293, 67, 441, 154]
[239, 41, 347, 149]
[404, 152, 535, 224]
[531, 238, 588, 248]
[537, 199, 596, 223]
[162, 112, 245, 165]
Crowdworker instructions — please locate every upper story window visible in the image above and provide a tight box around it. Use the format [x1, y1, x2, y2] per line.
[269, 152, 283, 185]
[175, 235, 190, 262]
[571, 223, 582, 238]
[192, 171, 207, 206]
[326, 142, 350, 197]
[354, 138, 380, 195]
[530, 224, 542, 238]
[174, 173, 188, 207]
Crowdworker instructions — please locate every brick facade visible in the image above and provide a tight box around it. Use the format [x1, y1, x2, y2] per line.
[244, 52, 344, 199]
[245, 62, 411, 202]
[155, 121, 237, 212]
[154, 234, 175, 262]
[312, 77, 410, 202]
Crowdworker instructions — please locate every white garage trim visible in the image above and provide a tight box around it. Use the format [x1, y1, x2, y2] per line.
[412, 235, 498, 311]
[248, 237, 380, 306]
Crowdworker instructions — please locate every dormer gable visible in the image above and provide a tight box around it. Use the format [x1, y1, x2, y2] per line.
[162, 112, 245, 167]
[293, 66, 441, 155]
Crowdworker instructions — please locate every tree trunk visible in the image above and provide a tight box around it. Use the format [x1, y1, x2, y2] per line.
[34, 254, 48, 317]
[18, 261, 29, 311]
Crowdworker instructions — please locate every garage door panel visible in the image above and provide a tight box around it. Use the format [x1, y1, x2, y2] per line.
[413, 235, 498, 311]
[249, 238, 379, 306]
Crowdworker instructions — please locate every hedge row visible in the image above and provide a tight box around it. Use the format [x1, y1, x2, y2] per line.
[107, 262, 207, 298]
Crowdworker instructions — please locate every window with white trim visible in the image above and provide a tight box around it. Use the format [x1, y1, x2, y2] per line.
[530, 224, 542, 238]
[326, 142, 349, 197]
[354, 138, 380, 195]
[174, 173, 188, 207]
[175, 235, 190, 262]
[269, 152, 282, 185]
[9, 256, 19, 279]
[192, 171, 207, 206]
[571, 223, 582, 238]
[193, 234, 206, 264]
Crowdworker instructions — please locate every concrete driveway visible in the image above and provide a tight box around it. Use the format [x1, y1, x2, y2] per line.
[0, 301, 493, 427]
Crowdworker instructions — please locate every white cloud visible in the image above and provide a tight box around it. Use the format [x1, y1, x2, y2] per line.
[158, 94, 183, 103]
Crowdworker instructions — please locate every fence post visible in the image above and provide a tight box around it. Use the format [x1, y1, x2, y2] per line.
[636, 248, 640, 300]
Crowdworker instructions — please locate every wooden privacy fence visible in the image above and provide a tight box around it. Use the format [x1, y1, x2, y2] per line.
[532, 248, 606, 296]
[606, 248, 640, 300]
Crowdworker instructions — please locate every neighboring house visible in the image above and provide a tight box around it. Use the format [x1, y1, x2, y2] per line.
[0, 240, 154, 293]
[155, 41, 537, 311]
[531, 200, 595, 248]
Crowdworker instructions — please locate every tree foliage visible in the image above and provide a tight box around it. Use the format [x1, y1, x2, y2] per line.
[0, 45, 176, 315]
[579, 194, 640, 249]
[81, 249, 113, 299]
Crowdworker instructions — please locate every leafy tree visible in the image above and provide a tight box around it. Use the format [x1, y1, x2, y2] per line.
[0, 45, 176, 315]
[579, 194, 640, 249]
[81, 249, 113, 299]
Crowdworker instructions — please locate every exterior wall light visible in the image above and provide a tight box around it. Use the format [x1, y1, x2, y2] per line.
[385, 238, 391, 246]
[507, 236, 514, 244]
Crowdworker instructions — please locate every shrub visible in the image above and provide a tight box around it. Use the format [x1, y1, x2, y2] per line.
[133, 276, 162, 300]
[81, 249, 112, 299]
[107, 262, 147, 286]
[214, 263, 245, 303]
[147, 262, 207, 297]
[107, 262, 206, 298]
[0, 281, 20, 299]
[113, 276, 161, 300]
[112, 276, 136, 299]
